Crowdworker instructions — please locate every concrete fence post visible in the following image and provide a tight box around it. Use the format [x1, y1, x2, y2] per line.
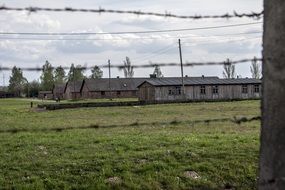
[259, 0, 285, 189]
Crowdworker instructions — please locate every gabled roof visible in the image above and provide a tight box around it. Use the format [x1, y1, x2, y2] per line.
[82, 77, 220, 91]
[83, 78, 148, 91]
[65, 81, 83, 93]
[53, 84, 66, 94]
[138, 77, 261, 87]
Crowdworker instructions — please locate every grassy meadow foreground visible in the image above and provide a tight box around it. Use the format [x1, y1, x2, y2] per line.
[0, 99, 260, 189]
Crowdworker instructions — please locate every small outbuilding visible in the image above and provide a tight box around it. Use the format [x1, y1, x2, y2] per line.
[137, 77, 261, 102]
[52, 84, 65, 100]
[38, 91, 53, 99]
[0, 91, 15, 98]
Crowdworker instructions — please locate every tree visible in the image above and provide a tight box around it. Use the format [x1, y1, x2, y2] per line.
[40, 60, 54, 90]
[67, 63, 85, 81]
[122, 57, 134, 78]
[222, 59, 236, 79]
[54, 66, 66, 84]
[25, 80, 40, 97]
[8, 66, 27, 96]
[90, 65, 103, 79]
[153, 65, 164, 78]
[250, 58, 261, 79]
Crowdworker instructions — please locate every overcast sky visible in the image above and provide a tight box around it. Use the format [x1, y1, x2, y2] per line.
[0, 0, 263, 85]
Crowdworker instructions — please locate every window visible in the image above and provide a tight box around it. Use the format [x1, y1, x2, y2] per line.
[212, 86, 219, 94]
[200, 86, 206, 95]
[254, 85, 260, 93]
[169, 87, 181, 95]
[101, 91, 105, 96]
[175, 87, 181, 95]
[117, 91, 121, 95]
[242, 85, 248, 94]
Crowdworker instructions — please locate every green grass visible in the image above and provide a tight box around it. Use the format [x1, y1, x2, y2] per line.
[0, 99, 261, 189]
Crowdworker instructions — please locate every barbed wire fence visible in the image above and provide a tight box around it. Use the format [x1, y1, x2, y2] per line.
[0, 58, 262, 71]
[0, 115, 261, 134]
[0, 5, 263, 133]
[0, 6, 264, 20]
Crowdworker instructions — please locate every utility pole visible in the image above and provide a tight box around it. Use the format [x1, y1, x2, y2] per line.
[73, 66, 75, 99]
[27, 81, 29, 98]
[178, 39, 185, 97]
[24, 78, 29, 98]
[108, 59, 112, 100]
[2, 73, 5, 87]
[259, 1, 285, 189]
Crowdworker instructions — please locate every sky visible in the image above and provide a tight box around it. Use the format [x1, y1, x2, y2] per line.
[0, 0, 263, 85]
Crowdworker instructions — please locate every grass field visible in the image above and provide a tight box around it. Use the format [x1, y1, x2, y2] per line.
[0, 99, 261, 189]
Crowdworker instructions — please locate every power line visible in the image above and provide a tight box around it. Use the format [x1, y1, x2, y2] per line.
[133, 36, 261, 64]
[132, 45, 177, 61]
[0, 57, 262, 71]
[182, 36, 262, 46]
[188, 31, 262, 38]
[0, 22, 262, 36]
[0, 31, 263, 41]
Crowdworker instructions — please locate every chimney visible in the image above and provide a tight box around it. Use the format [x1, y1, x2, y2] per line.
[202, 75, 205, 79]
[185, 75, 188, 77]
[117, 76, 120, 78]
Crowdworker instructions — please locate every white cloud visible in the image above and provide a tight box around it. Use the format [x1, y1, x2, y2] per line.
[0, 0, 263, 84]
[0, 11, 60, 32]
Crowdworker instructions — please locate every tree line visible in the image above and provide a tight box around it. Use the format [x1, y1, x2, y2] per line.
[8, 60, 104, 97]
[222, 58, 261, 79]
[7, 57, 138, 97]
[7, 56, 260, 97]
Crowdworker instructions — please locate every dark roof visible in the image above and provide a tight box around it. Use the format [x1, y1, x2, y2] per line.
[53, 84, 65, 94]
[65, 81, 83, 93]
[83, 78, 147, 91]
[83, 77, 220, 91]
[138, 77, 261, 87]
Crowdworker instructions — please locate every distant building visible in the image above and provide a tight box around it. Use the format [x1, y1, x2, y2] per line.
[52, 84, 65, 100]
[81, 78, 147, 99]
[63, 81, 83, 99]
[137, 77, 261, 102]
[0, 86, 14, 98]
[0, 91, 15, 98]
[38, 91, 53, 99]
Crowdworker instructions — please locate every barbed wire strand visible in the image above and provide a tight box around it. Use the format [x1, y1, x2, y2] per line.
[0, 57, 262, 71]
[0, 116, 261, 134]
[0, 6, 264, 20]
